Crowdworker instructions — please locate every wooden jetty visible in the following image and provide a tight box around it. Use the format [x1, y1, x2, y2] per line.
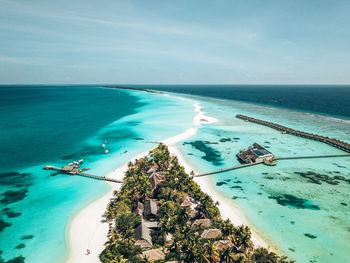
[194, 154, 350, 177]
[236, 114, 350, 153]
[43, 165, 123, 183]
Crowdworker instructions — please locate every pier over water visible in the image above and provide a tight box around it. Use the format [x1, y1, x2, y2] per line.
[236, 114, 350, 153]
[43, 165, 123, 183]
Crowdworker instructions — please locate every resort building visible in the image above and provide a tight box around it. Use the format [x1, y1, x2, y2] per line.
[141, 248, 166, 261]
[149, 172, 166, 190]
[134, 220, 153, 248]
[213, 240, 234, 251]
[237, 143, 275, 164]
[201, 229, 222, 239]
[192, 219, 212, 227]
[144, 199, 158, 218]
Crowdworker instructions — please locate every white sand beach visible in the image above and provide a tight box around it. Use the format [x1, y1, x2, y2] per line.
[66, 100, 271, 263]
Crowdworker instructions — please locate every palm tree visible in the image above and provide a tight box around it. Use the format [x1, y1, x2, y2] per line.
[205, 241, 219, 263]
[230, 225, 253, 253]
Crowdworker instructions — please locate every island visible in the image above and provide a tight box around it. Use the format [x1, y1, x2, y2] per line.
[99, 144, 293, 262]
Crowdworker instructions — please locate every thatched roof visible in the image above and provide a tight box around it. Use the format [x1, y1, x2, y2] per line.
[147, 167, 157, 175]
[134, 220, 152, 248]
[62, 166, 74, 171]
[144, 199, 158, 217]
[189, 210, 198, 219]
[213, 240, 234, 251]
[180, 198, 192, 207]
[141, 248, 165, 261]
[149, 173, 165, 190]
[201, 229, 222, 239]
[144, 221, 159, 229]
[134, 202, 144, 217]
[192, 219, 212, 227]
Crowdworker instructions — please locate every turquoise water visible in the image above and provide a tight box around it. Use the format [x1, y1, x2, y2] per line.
[2, 85, 349, 263]
[177, 95, 350, 263]
[0, 87, 195, 263]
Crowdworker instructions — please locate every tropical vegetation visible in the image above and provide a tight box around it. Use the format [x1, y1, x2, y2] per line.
[100, 144, 293, 263]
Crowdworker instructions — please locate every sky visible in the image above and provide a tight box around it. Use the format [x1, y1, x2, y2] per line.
[0, 0, 349, 84]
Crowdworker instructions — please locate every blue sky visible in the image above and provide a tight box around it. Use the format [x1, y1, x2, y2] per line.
[0, 0, 349, 84]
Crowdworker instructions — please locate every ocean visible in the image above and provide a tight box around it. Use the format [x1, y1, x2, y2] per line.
[128, 84, 350, 119]
[1, 85, 349, 263]
[0, 85, 195, 263]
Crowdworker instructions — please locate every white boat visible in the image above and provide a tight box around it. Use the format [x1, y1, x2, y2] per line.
[101, 144, 106, 149]
[104, 150, 109, 154]
[78, 159, 83, 163]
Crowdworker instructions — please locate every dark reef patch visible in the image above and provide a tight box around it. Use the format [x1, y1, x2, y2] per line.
[15, 244, 25, 249]
[264, 176, 274, 180]
[233, 137, 240, 140]
[183, 141, 223, 165]
[0, 172, 33, 187]
[60, 146, 104, 160]
[1, 256, 26, 263]
[233, 180, 242, 184]
[294, 171, 342, 185]
[232, 196, 247, 200]
[216, 182, 227, 186]
[304, 233, 317, 239]
[0, 219, 12, 232]
[269, 194, 320, 210]
[219, 138, 231, 143]
[340, 202, 347, 206]
[224, 179, 231, 182]
[21, 235, 34, 240]
[288, 248, 295, 252]
[230, 185, 243, 191]
[290, 221, 295, 225]
[133, 137, 144, 140]
[261, 172, 268, 175]
[2, 208, 21, 218]
[0, 189, 28, 205]
[257, 192, 262, 195]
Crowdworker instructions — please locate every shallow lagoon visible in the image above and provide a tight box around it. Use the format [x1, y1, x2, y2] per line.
[178, 95, 350, 263]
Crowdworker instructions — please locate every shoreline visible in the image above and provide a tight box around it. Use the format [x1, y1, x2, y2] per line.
[167, 145, 272, 250]
[65, 96, 276, 263]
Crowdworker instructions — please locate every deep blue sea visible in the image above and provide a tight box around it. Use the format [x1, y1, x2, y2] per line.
[126, 85, 350, 119]
[0, 86, 143, 172]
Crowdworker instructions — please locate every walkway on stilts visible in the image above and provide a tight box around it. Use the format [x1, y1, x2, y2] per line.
[194, 154, 350, 177]
[236, 114, 350, 153]
[43, 165, 123, 183]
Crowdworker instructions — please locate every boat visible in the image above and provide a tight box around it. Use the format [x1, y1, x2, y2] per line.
[101, 144, 106, 149]
[104, 150, 109, 154]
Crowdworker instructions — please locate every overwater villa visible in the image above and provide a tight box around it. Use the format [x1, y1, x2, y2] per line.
[237, 143, 275, 165]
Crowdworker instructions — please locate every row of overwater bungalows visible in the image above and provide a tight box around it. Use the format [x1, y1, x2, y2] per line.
[236, 114, 350, 153]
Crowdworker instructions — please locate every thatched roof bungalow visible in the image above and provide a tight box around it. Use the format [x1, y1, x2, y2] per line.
[144, 199, 158, 217]
[134, 220, 152, 248]
[201, 229, 222, 239]
[141, 248, 166, 261]
[213, 240, 234, 251]
[192, 219, 212, 227]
